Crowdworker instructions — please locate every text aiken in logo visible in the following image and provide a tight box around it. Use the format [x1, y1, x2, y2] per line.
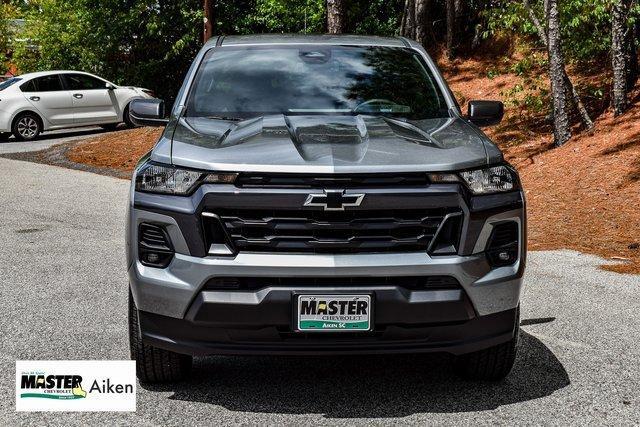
[303, 189, 365, 211]
[16, 361, 136, 412]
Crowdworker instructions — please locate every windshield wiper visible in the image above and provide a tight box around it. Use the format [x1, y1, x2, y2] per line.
[205, 115, 243, 121]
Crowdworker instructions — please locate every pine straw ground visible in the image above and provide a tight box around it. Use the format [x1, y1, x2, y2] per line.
[65, 53, 640, 274]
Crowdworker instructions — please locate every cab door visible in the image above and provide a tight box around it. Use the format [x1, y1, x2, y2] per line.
[20, 74, 74, 126]
[62, 73, 119, 125]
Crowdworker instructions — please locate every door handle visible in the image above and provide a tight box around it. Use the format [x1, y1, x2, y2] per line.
[29, 96, 40, 101]
[73, 94, 83, 99]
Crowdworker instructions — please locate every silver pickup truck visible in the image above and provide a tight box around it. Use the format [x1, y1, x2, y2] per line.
[126, 34, 526, 383]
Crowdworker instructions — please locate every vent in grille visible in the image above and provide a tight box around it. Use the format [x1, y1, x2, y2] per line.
[486, 221, 519, 267]
[203, 276, 462, 291]
[139, 224, 171, 250]
[138, 223, 173, 268]
[236, 173, 429, 188]
[487, 222, 518, 249]
[207, 208, 460, 253]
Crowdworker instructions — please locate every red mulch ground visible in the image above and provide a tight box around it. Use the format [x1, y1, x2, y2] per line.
[66, 127, 162, 171]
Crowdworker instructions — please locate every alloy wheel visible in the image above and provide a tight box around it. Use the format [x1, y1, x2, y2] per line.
[17, 116, 39, 139]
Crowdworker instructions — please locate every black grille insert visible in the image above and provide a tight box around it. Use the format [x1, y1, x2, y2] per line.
[208, 208, 460, 253]
[487, 222, 518, 249]
[486, 221, 519, 267]
[203, 276, 462, 291]
[138, 223, 173, 268]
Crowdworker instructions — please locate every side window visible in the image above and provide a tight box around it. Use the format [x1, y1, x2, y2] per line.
[64, 74, 106, 90]
[32, 75, 64, 92]
[20, 80, 37, 92]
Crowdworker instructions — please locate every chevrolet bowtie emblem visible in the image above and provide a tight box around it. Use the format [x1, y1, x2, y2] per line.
[304, 190, 365, 211]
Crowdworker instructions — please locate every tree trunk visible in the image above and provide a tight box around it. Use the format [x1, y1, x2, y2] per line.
[327, 0, 346, 34]
[626, 19, 639, 90]
[445, 0, 455, 59]
[547, 0, 571, 146]
[400, 0, 416, 39]
[203, 0, 214, 44]
[470, 0, 489, 50]
[523, 0, 593, 130]
[612, 0, 629, 116]
[454, 0, 466, 35]
[414, 0, 430, 45]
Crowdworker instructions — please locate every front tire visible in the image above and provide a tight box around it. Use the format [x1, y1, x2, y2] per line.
[129, 291, 192, 383]
[454, 308, 520, 380]
[12, 113, 42, 141]
[123, 104, 135, 128]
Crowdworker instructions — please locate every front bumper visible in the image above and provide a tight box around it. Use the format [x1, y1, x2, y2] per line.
[139, 306, 518, 356]
[128, 183, 525, 356]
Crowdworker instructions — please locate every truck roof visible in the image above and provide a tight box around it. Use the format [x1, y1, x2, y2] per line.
[207, 34, 408, 48]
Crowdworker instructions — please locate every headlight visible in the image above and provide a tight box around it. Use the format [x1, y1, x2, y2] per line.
[428, 165, 518, 195]
[459, 165, 517, 195]
[135, 162, 237, 195]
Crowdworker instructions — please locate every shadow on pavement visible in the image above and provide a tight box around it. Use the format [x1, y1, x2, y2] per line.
[0, 127, 109, 143]
[521, 317, 556, 326]
[142, 331, 569, 418]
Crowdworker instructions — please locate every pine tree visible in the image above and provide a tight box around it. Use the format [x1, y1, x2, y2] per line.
[327, 0, 346, 34]
[547, 0, 571, 146]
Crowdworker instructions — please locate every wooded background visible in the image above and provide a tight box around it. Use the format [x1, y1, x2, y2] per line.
[1, 0, 638, 147]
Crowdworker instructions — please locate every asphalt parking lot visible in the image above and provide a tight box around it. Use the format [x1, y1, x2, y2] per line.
[0, 154, 638, 425]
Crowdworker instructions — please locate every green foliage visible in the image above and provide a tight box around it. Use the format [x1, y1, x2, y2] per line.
[244, 0, 325, 33]
[13, 0, 202, 102]
[484, 0, 614, 62]
[6, 0, 625, 109]
[0, 2, 19, 74]
[501, 80, 549, 113]
[483, 2, 538, 40]
[486, 67, 500, 79]
[348, 0, 403, 36]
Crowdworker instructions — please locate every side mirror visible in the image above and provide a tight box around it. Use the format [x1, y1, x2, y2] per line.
[105, 82, 116, 90]
[467, 100, 504, 127]
[129, 98, 169, 127]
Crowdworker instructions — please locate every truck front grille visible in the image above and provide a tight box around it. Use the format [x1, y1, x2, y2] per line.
[205, 208, 461, 254]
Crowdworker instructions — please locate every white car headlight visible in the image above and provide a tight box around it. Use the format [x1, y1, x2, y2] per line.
[135, 162, 237, 195]
[459, 165, 517, 195]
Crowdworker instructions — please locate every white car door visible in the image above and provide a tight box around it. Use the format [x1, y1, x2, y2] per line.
[62, 73, 119, 125]
[20, 74, 74, 126]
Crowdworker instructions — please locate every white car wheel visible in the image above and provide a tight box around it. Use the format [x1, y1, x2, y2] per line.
[13, 114, 41, 141]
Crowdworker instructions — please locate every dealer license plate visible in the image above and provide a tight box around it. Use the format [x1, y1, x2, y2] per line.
[296, 295, 371, 332]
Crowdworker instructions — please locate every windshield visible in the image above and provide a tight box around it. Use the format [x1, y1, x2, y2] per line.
[0, 77, 21, 91]
[186, 45, 449, 120]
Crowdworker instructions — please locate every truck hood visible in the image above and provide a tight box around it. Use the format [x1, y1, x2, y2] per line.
[168, 114, 499, 173]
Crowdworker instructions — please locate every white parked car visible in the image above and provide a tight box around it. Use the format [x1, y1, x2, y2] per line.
[0, 70, 155, 141]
